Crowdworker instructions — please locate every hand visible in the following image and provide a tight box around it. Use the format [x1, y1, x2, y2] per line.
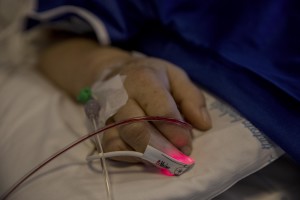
[102, 57, 212, 162]
[37, 37, 211, 162]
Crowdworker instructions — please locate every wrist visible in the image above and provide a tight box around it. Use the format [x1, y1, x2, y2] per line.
[87, 47, 133, 79]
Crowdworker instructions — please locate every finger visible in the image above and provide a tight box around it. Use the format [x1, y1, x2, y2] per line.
[125, 68, 193, 155]
[113, 99, 154, 153]
[167, 65, 212, 131]
[102, 123, 141, 163]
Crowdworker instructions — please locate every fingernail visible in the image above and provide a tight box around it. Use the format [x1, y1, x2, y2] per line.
[181, 146, 192, 155]
[201, 107, 212, 126]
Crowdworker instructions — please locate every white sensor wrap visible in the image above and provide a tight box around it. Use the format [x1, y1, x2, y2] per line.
[142, 146, 194, 176]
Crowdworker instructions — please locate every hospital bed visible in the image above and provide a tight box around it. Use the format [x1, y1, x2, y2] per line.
[1, 42, 299, 200]
[0, 1, 300, 199]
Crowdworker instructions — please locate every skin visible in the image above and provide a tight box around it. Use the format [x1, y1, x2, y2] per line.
[37, 36, 212, 162]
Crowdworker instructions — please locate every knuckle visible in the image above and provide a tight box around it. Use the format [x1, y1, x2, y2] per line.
[151, 98, 179, 118]
[122, 67, 157, 94]
[122, 58, 165, 82]
[161, 105, 178, 118]
[128, 67, 155, 82]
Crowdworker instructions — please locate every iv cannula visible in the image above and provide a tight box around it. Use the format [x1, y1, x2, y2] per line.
[85, 99, 113, 200]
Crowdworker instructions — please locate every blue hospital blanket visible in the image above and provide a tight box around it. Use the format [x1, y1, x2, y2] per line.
[28, 0, 300, 163]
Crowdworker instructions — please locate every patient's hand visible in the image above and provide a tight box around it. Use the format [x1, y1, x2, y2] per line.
[38, 37, 211, 163]
[102, 57, 212, 162]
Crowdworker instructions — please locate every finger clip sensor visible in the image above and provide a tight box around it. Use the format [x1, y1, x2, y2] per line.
[142, 145, 195, 176]
[87, 127, 195, 176]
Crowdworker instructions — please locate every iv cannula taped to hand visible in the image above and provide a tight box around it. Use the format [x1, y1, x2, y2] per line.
[1, 116, 194, 200]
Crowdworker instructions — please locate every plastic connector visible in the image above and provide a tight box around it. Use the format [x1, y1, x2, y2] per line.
[84, 99, 101, 120]
[77, 87, 93, 104]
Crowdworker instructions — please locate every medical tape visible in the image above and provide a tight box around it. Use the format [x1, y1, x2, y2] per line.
[91, 74, 128, 126]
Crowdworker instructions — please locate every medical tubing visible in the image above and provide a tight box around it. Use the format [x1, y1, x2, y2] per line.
[84, 99, 112, 200]
[86, 151, 144, 162]
[1, 116, 191, 200]
[91, 118, 113, 200]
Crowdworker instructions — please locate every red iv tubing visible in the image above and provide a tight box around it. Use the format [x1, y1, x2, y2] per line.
[1, 116, 192, 200]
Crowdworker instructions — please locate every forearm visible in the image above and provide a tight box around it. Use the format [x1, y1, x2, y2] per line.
[37, 37, 133, 97]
